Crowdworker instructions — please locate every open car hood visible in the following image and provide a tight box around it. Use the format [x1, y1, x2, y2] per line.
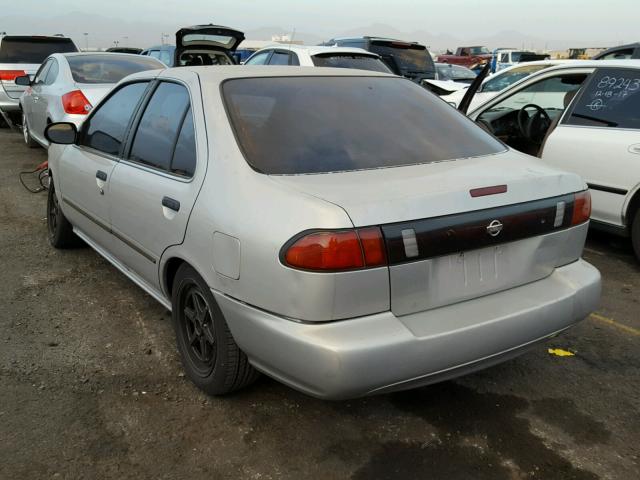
[175, 24, 245, 54]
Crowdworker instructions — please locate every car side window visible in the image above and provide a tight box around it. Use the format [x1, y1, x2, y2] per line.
[289, 53, 300, 66]
[148, 50, 161, 60]
[269, 51, 292, 66]
[170, 107, 196, 177]
[159, 50, 173, 66]
[564, 68, 640, 130]
[129, 82, 191, 172]
[246, 50, 272, 65]
[600, 49, 634, 60]
[81, 82, 149, 156]
[44, 59, 59, 85]
[33, 59, 52, 85]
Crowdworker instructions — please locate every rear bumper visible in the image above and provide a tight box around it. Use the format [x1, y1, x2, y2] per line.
[215, 259, 601, 400]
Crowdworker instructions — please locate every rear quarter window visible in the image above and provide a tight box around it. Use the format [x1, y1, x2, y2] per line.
[564, 68, 640, 130]
[0, 37, 77, 63]
[223, 76, 505, 174]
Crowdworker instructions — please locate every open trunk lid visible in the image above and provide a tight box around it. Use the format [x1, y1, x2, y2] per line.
[271, 150, 588, 316]
[174, 24, 244, 63]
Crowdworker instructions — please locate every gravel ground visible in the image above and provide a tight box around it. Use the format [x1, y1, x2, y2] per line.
[0, 128, 638, 479]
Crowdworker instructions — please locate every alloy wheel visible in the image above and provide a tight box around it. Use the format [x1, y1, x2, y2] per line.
[180, 285, 216, 376]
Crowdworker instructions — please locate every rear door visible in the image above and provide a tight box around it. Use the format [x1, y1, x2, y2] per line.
[59, 81, 150, 251]
[108, 77, 205, 287]
[542, 66, 640, 227]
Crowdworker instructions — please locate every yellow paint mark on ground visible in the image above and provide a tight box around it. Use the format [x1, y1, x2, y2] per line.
[548, 348, 575, 357]
[590, 313, 640, 337]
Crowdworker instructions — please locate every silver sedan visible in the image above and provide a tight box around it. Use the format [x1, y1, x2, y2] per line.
[17, 52, 164, 148]
[43, 66, 601, 399]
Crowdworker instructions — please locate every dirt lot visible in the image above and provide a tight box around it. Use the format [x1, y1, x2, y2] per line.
[0, 127, 639, 479]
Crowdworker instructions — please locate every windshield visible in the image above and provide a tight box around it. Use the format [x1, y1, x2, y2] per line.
[311, 54, 391, 73]
[68, 55, 163, 84]
[369, 42, 435, 75]
[223, 76, 504, 174]
[470, 46, 490, 55]
[482, 64, 549, 92]
[0, 37, 77, 63]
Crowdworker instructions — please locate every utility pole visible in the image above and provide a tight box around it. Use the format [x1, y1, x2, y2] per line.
[83, 32, 88, 51]
[123, 36, 128, 47]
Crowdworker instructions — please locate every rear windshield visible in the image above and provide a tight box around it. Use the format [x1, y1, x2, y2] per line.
[0, 37, 77, 63]
[311, 54, 391, 73]
[369, 42, 435, 75]
[223, 76, 504, 174]
[68, 55, 162, 84]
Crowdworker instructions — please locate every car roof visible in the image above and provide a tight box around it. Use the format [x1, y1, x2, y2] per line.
[329, 36, 424, 46]
[256, 45, 379, 57]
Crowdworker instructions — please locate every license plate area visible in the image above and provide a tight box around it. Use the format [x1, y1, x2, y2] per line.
[389, 236, 558, 317]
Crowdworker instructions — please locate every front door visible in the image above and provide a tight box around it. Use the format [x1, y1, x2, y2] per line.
[541, 67, 640, 227]
[59, 81, 150, 250]
[108, 79, 204, 288]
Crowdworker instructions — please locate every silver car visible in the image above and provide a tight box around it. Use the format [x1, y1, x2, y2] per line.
[17, 52, 164, 148]
[43, 66, 601, 400]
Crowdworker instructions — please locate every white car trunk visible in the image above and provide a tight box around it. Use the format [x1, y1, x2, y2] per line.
[1, 63, 39, 99]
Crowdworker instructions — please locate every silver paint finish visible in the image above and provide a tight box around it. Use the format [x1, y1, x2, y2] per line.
[389, 222, 589, 316]
[216, 259, 600, 399]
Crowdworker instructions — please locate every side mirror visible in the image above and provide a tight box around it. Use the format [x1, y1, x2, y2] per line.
[45, 122, 77, 145]
[15, 75, 31, 86]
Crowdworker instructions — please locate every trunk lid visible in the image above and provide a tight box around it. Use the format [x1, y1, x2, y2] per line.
[271, 150, 588, 316]
[75, 84, 114, 109]
[174, 24, 244, 64]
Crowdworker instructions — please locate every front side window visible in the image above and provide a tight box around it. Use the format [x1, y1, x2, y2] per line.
[81, 82, 149, 155]
[223, 76, 504, 175]
[44, 59, 59, 85]
[599, 49, 634, 60]
[129, 82, 191, 172]
[564, 68, 640, 130]
[32, 59, 52, 85]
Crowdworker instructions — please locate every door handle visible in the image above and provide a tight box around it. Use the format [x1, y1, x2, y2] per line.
[162, 196, 180, 212]
[96, 170, 107, 181]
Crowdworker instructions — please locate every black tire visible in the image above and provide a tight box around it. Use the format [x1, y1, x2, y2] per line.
[632, 208, 640, 262]
[47, 180, 79, 248]
[22, 113, 39, 148]
[172, 263, 258, 395]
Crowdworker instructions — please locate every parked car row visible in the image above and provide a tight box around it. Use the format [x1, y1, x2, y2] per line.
[3, 24, 639, 401]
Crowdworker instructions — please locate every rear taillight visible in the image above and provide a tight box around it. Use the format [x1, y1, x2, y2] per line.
[61, 90, 92, 115]
[0, 70, 26, 81]
[283, 227, 387, 272]
[572, 190, 591, 225]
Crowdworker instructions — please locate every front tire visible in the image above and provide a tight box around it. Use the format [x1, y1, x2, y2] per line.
[172, 264, 258, 395]
[22, 113, 39, 148]
[631, 208, 640, 261]
[47, 179, 79, 248]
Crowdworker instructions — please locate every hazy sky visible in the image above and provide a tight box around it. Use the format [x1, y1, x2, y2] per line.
[3, 0, 638, 46]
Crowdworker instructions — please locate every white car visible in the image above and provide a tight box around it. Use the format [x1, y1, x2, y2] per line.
[17, 52, 164, 148]
[243, 45, 391, 72]
[467, 60, 640, 259]
[443, 60, 578, 110]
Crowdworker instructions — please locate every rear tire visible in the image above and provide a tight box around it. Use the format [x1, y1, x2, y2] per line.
[631, 208, 640, 261]
[22, 113, 39, 148]
[171, 264, 259, 395]
[47, 179, 79, 248]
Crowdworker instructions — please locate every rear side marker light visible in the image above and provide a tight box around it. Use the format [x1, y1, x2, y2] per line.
[283, 227, 387, 272]
[0, 70, 26, 81]
[554, 201, 566, 227]
[470, 185, 508, 197]
[61, 90, 92, 115]
[571, 190, 591, 226]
